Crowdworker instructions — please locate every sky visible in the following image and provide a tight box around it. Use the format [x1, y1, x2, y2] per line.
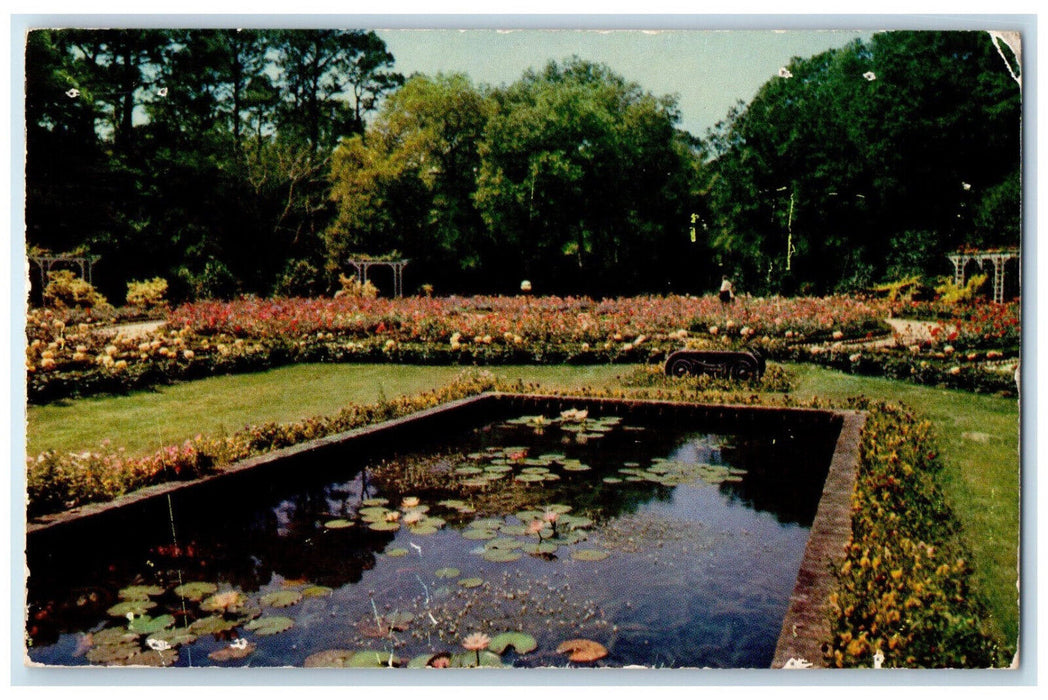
[377, 29, 871, 136]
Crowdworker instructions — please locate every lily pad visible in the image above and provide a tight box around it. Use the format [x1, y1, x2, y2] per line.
[107, 599, 156, 617]
[118, 648, 179, 667]
[386, 547, 410, 557]
[559, 515, 594, 529]
[514, 473, 545, 483]
[562, 463, 592, 471]
[359, 506, 392, 522]
[86, 641, 139, 665]
[92, 627, 139, 646]
[260, 590, 302, 608]
[361, 497, 389, 507]
[522, 542, 559, 555]
[188, 615, 239, 636]
[324, 518, 354, 529]
[244, 615, 294, 636]
[209, 640, 256, 662]
[408, 652, 452, 668]
[499, 524, 529, 537]
[173, 581, 218, 601]
[488, 631, 538, 655]
[602, 477, 622, 484]
[486, 537, 523, 550]
[482, 549, 522, 563]
[438, 499, 468, 509]
[408, 524, 439, 535]
[118, 584, 164, 600]
[571, 549, 610, 562]
[302, 585, 333, 598]
[462, 528, 497, 540]
[347, 650, 400, 668]
[556, 638, 608, 663]
[450, 650, 504, 668]
[368, 520, 401, 532]
[458, 577, 484, 589]
[460, 477, 491, 488]
[127, 613, 175, 635]
[435, 567, 460, 579]
[303, 649, 356, 668]
[454, 466, 484, 476]
[145, 627, 197, 647]
[471, 517, 503, 529]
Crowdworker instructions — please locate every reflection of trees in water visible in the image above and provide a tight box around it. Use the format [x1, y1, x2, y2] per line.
[717, 426, 837, 526]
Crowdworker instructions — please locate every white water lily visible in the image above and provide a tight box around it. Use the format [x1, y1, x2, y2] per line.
[146, 638, 171, 651]
[778, 67, 793, 78]
[863, 71, 877, 81]
[782, 657, 814, 669]
[873, 650, 885, 669]
[230, 638, 249, 650]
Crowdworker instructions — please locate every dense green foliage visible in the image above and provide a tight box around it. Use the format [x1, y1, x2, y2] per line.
[703, 31, 1021, 294]
[26, 30, 1020, 300]
[25, 28, 402, 303]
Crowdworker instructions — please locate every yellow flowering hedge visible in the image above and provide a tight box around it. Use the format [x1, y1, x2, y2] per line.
[826, 402, 1007, 668]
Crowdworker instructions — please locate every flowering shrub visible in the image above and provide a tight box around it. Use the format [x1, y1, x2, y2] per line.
[43, 270, 108, 309]
[826, 402, 1006, 668]
[167, 294, 890, 345]
[125, 277, 169, 311]
[780, 344, 1018, 396]
[27, 441, 206, 517]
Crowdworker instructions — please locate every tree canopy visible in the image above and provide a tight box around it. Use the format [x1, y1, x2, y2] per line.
[25, 30, 1021, 301]
[702, 30, 1021, 295]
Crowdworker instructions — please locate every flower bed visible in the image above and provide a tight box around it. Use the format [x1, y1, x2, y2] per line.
[826, 401, 1007, 668]
[26, 295, 892, 403]
[777, 344, 1018, 396]
[892, 300, 1021, 352]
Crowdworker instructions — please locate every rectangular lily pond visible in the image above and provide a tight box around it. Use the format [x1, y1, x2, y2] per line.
[26, 394, 856, 670]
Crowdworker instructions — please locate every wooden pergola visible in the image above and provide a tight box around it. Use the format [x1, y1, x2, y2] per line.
[29, 254, 100, 294]
[346, 258, 409, 298]
[946, 249, 1020, 303]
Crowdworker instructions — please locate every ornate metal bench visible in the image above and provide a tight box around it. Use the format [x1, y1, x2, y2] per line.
[664, 347, 766, 380]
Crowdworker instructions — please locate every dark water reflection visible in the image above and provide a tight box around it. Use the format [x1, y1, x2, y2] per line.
[26, 410, 836, 668]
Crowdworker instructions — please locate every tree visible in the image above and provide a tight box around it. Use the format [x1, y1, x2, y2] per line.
[326, 73, 492, 292]
[703, 31, 1021, 294]
[475, 58, 701, 294]
[275, 29, 403, 152]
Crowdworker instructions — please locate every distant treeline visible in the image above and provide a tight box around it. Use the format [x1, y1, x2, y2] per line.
[25, 29, 1021, 301]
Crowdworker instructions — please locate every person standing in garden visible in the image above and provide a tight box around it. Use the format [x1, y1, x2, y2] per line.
[719, 275, 735, 305]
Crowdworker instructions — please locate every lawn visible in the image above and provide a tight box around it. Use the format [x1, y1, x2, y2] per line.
[24, 361, 1020, 648]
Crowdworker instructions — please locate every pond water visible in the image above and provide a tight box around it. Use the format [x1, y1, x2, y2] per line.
[26, 407, 836, 669]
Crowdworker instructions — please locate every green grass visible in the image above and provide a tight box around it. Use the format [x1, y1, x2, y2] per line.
[25, 361, 1019, 649]
[26, 364, 631, 458]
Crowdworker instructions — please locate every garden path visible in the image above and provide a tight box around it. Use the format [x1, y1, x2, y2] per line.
[97, 319, 166, 339]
